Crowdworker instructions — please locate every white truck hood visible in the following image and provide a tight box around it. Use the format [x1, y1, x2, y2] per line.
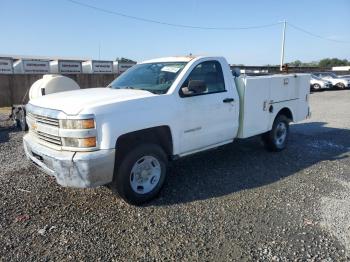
[29, 87, 155, 115]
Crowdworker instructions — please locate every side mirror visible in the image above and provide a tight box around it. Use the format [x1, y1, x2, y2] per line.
[232, 68, 241, 78]
[181, 80, 206, 96]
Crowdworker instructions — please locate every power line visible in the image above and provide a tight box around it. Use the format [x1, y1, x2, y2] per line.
[66, 0, 281, 30]
[66, 0, 350, 44]
[288, 22, 350, 44]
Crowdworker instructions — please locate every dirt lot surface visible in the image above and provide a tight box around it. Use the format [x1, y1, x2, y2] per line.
[1, 90, 350, 261]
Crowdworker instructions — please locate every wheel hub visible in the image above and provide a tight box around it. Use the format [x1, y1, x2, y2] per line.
[130, 156, 161, 194]
[275, 122, 287, 146]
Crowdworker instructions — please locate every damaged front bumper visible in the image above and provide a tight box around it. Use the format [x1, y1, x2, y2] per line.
[23, 133, 115, 188]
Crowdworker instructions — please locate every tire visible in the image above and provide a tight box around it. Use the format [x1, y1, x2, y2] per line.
[336, 83, 345, 89]
[262, 115, 290, 152]
[111, 143, 168, 205]
[311, 84, 321, 91]
[17, 109, 28, 131]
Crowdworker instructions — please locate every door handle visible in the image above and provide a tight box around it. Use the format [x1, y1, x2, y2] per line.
[223, 98, 234, 103]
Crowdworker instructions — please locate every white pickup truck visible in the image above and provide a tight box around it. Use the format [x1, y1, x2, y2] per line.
[23, 56, 310, 205]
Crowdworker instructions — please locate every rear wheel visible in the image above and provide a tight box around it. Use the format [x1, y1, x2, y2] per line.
[336, 83, 345, 89]
[262, 115, 290, 152]
[111, 144, 168, 205]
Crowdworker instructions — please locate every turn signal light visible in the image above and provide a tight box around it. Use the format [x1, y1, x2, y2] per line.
[80, 137, 97, 147]
[62, 137, 97, 148]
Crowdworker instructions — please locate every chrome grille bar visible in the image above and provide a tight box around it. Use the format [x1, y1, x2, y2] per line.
[27, 113, 59, 127]
[35, 131, 62, 145]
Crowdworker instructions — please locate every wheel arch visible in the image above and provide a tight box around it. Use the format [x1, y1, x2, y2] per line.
[115, 125, 174, 161]
[277, 107, 294, 122]
[268, 106, 294, 131]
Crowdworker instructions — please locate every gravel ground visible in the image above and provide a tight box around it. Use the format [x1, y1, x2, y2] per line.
[0, 90, 350, 261]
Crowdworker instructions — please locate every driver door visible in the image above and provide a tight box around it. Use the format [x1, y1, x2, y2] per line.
[177, 60, 237, 155]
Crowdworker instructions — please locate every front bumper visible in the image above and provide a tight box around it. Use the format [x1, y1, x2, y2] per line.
[23, 133, 115, 188]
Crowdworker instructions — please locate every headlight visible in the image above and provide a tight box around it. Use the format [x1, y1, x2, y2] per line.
[60, 119, 95, 129]
[62, 137, 96, 148]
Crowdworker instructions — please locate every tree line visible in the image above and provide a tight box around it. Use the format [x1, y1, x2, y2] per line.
[288, 58, 350, 68]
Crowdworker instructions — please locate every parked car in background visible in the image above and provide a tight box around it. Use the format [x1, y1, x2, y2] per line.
[310, 74, 332, 91]
[313, 72, 350, 89]
[330, 73, 350, 81]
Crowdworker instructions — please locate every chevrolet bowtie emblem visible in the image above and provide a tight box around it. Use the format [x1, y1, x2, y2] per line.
[32, 122, 37, 130]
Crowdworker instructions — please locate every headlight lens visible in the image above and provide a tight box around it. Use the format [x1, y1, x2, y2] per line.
[62, 137, 96, 148]
[60, 119, 95, 129]
[59, 118, 96, 148]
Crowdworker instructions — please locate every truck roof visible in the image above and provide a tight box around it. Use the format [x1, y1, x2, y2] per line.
[141, 56, 197, 64]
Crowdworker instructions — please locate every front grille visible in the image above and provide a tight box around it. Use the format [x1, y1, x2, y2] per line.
[27, 112, 62, 146]
[27, 113, 59, 127]
[36, 131, 62, 146]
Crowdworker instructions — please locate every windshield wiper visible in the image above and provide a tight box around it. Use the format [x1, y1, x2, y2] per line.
[110, 86, 163, 95]
[109, 86, 137, 90]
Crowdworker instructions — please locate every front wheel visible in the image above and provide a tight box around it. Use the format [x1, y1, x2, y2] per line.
[311, 83, 321, 91]
[111, 144, 168, 205]
[262, 115, 290, 152]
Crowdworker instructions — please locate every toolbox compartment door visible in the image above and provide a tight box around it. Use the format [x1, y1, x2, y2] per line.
[236, 76, 271, 138]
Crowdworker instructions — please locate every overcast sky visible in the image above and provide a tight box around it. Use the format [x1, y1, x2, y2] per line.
[1, 0, 350, 65]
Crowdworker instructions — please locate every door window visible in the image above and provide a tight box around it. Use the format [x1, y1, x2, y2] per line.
[180, 61, 226, 96]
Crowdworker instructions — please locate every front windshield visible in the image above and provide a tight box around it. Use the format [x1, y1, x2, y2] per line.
[321, 72, 338, 78]
[311, 74, 322, 80]
[328, 72, 338, 78]
[109, 62, 187, 94]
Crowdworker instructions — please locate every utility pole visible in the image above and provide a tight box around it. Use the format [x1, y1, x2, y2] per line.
[280, 20, 286, 71]
[98, 42, 101, 60]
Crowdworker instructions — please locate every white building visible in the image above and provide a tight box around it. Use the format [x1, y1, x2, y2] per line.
[0, 57, 13, 74]
[50, 60, 82, 74]
[13, 59, 50, 74]
[332, 66, 350, 71]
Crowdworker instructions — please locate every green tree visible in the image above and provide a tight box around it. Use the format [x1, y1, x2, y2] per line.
[289, 60, 303, 67]
[318, 58, 349, 67]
